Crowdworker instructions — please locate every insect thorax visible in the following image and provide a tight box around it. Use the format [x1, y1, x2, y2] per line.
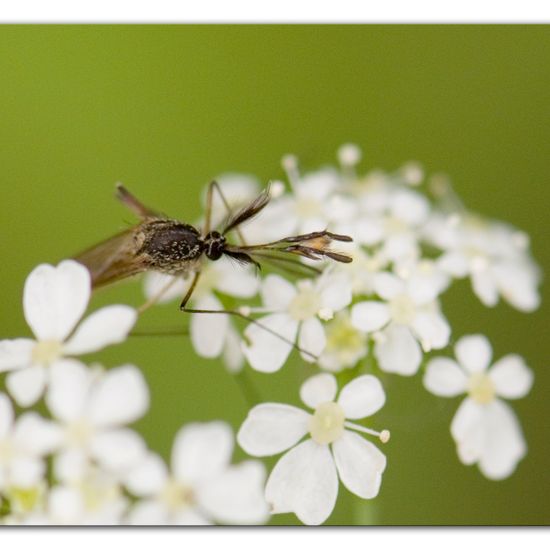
[139, 219, 204, 274]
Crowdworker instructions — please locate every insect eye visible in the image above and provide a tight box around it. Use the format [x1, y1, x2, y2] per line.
[205, 232, 226, 261]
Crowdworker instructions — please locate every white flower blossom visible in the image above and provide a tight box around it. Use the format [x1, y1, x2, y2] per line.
[0, 260, 137, 407]
[42, 359, 149, 481]
[124, 421, 269, 525]
[242, 272, 352, 373]
[351, 271, 450, 375]
[238, 373, 389, 525]
[423, 334, 533, 479]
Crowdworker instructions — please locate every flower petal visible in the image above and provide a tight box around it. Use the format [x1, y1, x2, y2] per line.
[0, 339, 34, 373]
[337, 375, 386, 419]
[489, 354, 533, 400]
[411, 311, 450, 350]
[0, 393, 14, 438]
[319, 273, 352, 312]
[53, 449, 88, 483]
[91, 428, 147, 472]
[128, 500, 169, 526]
[190, 294, 228, 358]
[23, 260, 90, 341]
[332, 430, 386, 499]
[241, 314, 298, 373]
[143, 272, 187, 303]
[46, 359, 91, 422]
[455, 334, 492, 373]
[373, 272, 405, 300]
[214, 258, 260, 298]
[450, 397, 485, 465]
[351, 301, 391, 333]
[423, 357, 468, 397]
[494, 262, 540, 312]
[6, 365, 48, 408]
[124, 453, 168, 497]
[9, 456, 45, 489]
[374, 325, 422, 376]
[298, 317, 326, 363]
[198, 461, 269, 525]
[237, 403, 310, 457]
[172, 421, 233, 484]
[265, 439, 338, 525]
[13, 412, 63, 455]
[260, 275, 296, 310]
[63, 305, 137, 355]
[471, 270, 499, 308]
[88, 365, 149, 428]
[300, 373, 337, 410]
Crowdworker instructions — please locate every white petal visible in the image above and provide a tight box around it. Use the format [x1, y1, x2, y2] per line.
[437, 251, 469, 278]
[46, 359, 91, 422]
[0, 339, 34, 372]
[298, 317, 326, 363]
[222, 324, 244, 373]
[455, 334, 492, 373]
[411, 311, 451, 349]
[124, 453, 168, 497]
[53, 449, 89, 483]
[198, 461, 269, 524]
[190, 295, 228, 358]
[471, 270, 499, 307]
[390, 188, 429, 226]
[374, 325, 422, 376]
[241, 314, 298, 373]
[143, 272, 187, 303]
[423, 358, 467, 397]
[265, 439, 338, 525]
[373, 272, 405, 300]
[13, 412, 63, 455]
[172, 421, 233, 484]
[237, 403, 309, 457]
[49, 486, 85, 524]
[489, 355, 533, 400]
[0, 393, 14, 438]
[300, 373, 337, 410]
[63, 305, 137, 355]
[332, 430, 386, 499]
[351, 301, 391, 333]
[337, 375, 385, 419]
[88, 365, 149, 428]
[319, 273, 352, 312]
[260, 275, 296, 310]
[173, 508, 211, 526]
[10, 456, 45, 488]
[128, 500, 169, 526]
[494, 262, 540, 312]
[477, 400, 527, 480]
[450, 398, 485, 465]
[214, 258, 260, 298]
[6, 365, 48, 407]
[23, 260, 90, 341]
[91, 428, 147, 472]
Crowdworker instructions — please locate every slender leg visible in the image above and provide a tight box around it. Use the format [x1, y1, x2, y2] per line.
[179, 270, 202, 310]
[179, 305, 318, 362]
[138, 276, 180, 314]
[115, 183, 158, 218]
[203, 180, 248, 245]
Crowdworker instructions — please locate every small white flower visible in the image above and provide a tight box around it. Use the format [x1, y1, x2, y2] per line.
[423, 334, 533, 480]
[237, 373, 389, 525]
[242, 272, 352, 373]
[0, 260, 137, 407]
[43, 359, 149, 481]
[124, 421, 269, 525]
[351, 271, 450, 375]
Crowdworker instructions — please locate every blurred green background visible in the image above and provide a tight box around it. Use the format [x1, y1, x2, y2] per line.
[0, 25, 549, 525]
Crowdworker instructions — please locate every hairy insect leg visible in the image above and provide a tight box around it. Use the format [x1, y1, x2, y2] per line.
[179, 305, 318, 362]
[203, 180, 248, 245]
[115, 183, 158, 218]
[137, 276, 180, 314]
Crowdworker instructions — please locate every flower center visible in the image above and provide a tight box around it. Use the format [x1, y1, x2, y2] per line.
[324, 315, 366, 367]
[288, 285, 322, 321]
[384, 216, 407, 234]
[389, 294, 416, 325]
[66, 420, 94, 447]
[309, 402, 345, 445]
[468, 373, 496, 404]
[7, 485, 43, 514]
[161, 478, 195, 512]
[32, 339, 63, 365]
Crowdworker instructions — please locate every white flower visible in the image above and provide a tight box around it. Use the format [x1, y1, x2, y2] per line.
[144, 256, 259, 369]
[351, 271, 450, 375]
[242, 272, 352, 373]
[0, 260, 137, 407]
[237, 373, 389, 525]
[0, 393, 58, 496]
[423, 334, 533, 480]
[426, 213, 541, 312]
[43, 359, 149, 481]
[317, 311, 368, 372]
[124, 421, 269, 525]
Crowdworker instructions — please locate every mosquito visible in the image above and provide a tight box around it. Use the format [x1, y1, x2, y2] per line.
[75, 181, 353, 356]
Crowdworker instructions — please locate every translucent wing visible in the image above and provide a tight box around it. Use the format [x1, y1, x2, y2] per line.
[74, 227, 148, 288]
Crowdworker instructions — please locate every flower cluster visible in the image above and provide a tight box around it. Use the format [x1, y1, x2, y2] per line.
[0, 145, 540, 525]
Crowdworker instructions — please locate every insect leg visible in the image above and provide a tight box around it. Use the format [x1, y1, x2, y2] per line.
[138, 276, 181, 314]
[179, 305, 318, 362]
[115, 183, 158, 218]
[179, 270, 202, 310]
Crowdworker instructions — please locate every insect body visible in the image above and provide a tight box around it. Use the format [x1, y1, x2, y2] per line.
[76, 182, 352, 310]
